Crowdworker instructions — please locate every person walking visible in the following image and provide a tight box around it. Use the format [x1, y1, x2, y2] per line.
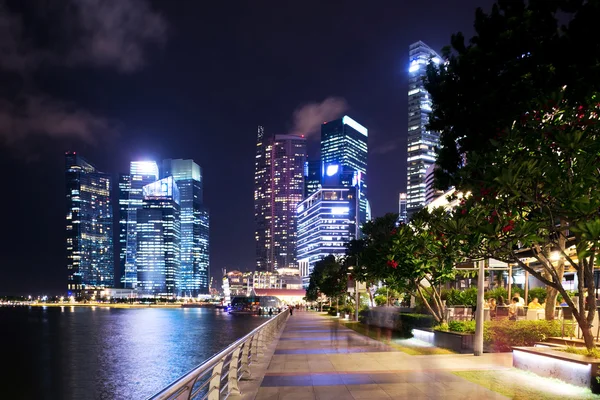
[289, 306, 293, 316]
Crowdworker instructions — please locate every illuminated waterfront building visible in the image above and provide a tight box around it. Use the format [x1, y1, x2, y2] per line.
[65, 152, 113, 295]
[119, 161, 159, 289]
[136, 176, 181, 297]
[254, 126, 307, 272]
[296, 186, 359, 286]
[320, 116, 369, 228]
[162, 159, 210, 295]
[407, 41, 442, 216]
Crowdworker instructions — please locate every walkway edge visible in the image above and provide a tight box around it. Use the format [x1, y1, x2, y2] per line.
[237, 316, 290, 400]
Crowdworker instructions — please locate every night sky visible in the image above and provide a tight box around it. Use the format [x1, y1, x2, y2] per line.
[0, 0, 496, 295]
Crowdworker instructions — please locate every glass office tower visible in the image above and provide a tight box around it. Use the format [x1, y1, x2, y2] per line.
[120, 161, 159, 289]
[303, 160, 321, 198]
[136, 176, 181, 297]
[162, 159, 210, 296]
[65, 152, 113, 295]
[320, 115, 369, 228]
[406, 41, 442, 216]
[254, 126, 307, 272]
[296, 186, 358, 287]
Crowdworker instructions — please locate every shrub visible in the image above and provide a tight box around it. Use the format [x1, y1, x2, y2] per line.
[483, 319, 567, 352]
[399, 313, 435, 328]
[327, 306, 337, 316]
[341, 305, 354, 315]
[442, 288, 478, 306]
[527, 287, 547, 303]
[374, 295, 387, 307]
[448, 320, 476, 333]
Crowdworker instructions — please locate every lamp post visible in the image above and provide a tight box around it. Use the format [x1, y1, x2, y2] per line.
[474, 259, 485, 356]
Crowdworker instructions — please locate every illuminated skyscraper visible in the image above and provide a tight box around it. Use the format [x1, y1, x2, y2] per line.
[136, 176, 181, 297]
[304, 160, 321, 198]
[407, 41, 442, 216]
[254, 127, 306, 272]
[65, 152, 113, 295]
[320, 115, 369, 228]
[120, 161, 159, 289]
[162, 159, 210, 295]
[297, 186, 359, 286]
[398, 193, 408, 224]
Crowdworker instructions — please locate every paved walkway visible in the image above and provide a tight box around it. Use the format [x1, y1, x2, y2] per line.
[254, 311, 512, 399]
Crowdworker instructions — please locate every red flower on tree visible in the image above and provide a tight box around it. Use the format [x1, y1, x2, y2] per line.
[501, 220, 515, 233]
[387, 260, 398, 269]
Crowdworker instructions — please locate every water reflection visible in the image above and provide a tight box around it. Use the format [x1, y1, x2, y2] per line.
[0, 307, 266, 399]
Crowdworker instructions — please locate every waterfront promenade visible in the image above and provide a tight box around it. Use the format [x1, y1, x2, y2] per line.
[252, 311, 511, 400]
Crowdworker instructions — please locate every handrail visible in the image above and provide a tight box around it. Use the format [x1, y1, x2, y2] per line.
[148, 310, 289, 400]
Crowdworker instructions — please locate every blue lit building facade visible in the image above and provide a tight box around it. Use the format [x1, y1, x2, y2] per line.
[119, 161, 159, 289]
[407, 41, 442, 216]
[162, 159, 210, 295]
[136, 176, 181, 297]
[320, 116, 369, 228]
[65, 152, 114, 295]
[296, 186, 358, 286]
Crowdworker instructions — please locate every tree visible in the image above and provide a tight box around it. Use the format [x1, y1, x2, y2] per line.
[386, 208, 464, 323]
[346, 213, 400, 303]
[446, 97, 600, 348]
[426, 0, 600, 190]
[426, 0, 600, 350]
[305, 255, 347, 302]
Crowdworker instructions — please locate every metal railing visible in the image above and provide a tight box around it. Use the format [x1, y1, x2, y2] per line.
[148, 310, 289, 400]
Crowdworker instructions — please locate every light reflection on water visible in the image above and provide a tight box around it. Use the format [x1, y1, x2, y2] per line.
[0, 307, 268, 399]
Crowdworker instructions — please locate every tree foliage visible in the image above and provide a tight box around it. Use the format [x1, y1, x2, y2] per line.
[305, 255, 347, 302]
[426, 0, 600, 349]
[426, 0, 600, 189]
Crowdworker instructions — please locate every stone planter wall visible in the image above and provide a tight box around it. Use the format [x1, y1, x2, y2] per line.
[361, 307, 415, 330]
[433, 330, 474, 353]
[513, 347, 600, 394]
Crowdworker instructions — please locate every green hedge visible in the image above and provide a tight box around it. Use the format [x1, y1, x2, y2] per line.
[437, 319, 568, 352]
[327, 306, 337, 316]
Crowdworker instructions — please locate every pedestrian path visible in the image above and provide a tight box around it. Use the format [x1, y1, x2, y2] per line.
[255, 311, 512, 399]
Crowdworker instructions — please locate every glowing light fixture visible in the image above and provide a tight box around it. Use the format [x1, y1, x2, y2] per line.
[326, 164, 339, 177]
[342, 115, 368, 136]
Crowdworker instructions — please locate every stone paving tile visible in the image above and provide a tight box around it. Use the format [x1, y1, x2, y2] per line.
[254, 312, 512, 400]
[313, 385, 355, 400]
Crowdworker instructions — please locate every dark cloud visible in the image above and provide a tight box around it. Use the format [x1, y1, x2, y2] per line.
[0, 93, 117, 144]
[68, 0, 167, 73]
[0, 0, 166, 145]
[291, 97, 348, 137]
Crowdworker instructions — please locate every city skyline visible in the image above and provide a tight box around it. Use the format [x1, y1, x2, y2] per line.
[0, 0, 497, 295]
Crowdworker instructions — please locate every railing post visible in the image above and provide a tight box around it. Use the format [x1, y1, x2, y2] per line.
[252, 332, 262, 361]
[228, 344, 243, 396]
[207, 359, 224, 400]
[240, 340, 251, 378]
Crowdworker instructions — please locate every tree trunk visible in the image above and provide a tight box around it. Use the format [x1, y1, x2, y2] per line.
[578, 317, 595, 350]
[545, 286, 558, 320]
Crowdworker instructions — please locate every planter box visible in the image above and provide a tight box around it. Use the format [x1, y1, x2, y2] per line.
[412, 328, 435, 345]
[513, 346, 600, 394]
[434, 330, 474, 353]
